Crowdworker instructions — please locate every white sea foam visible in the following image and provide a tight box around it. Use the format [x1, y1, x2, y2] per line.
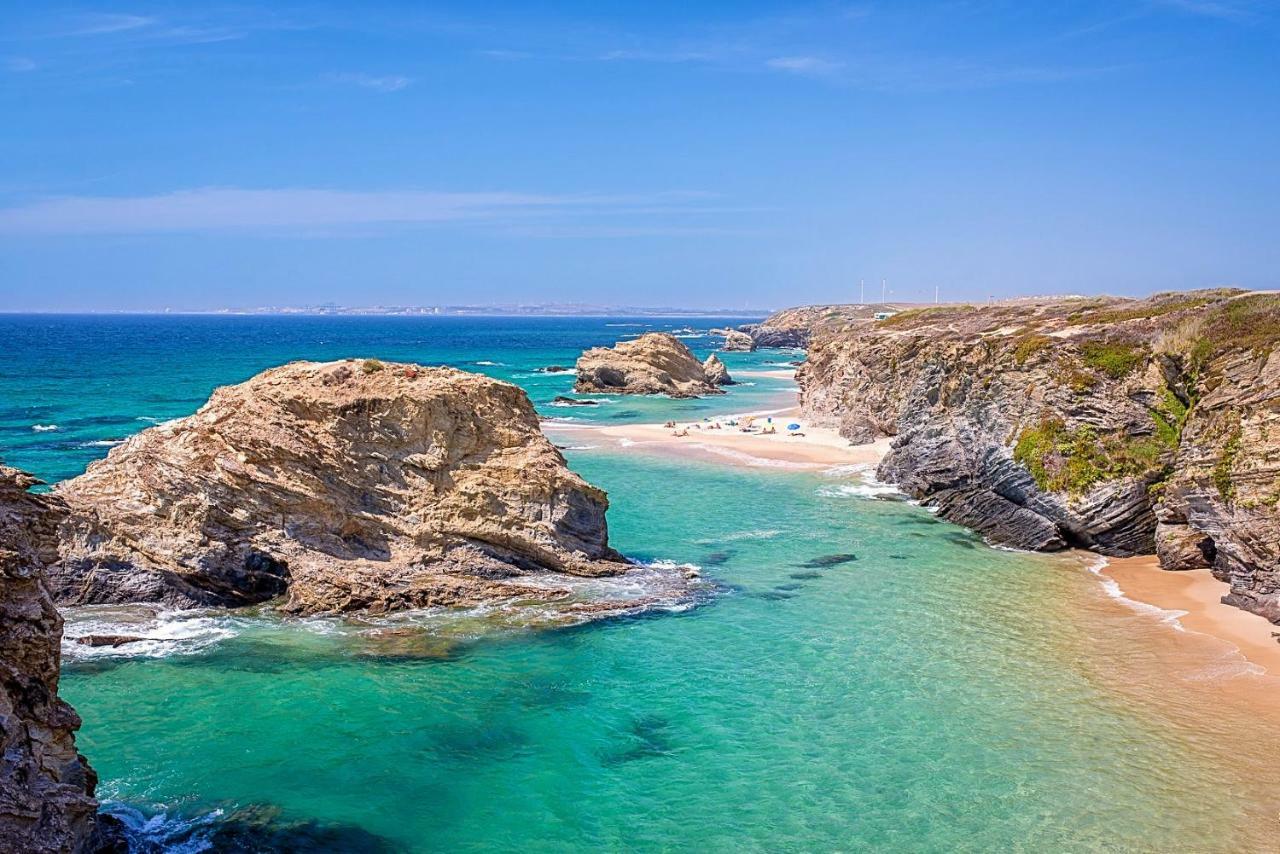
[1086, 558, 1188, 630]
[61, 606, 242, 660]
[79, 439, 124, 448]
[818, 482, 903, 499]
[559, 444, 598, 451]
[136, 416, 164, 423]
[32, 424, 58, 432]
[692, 444, 817, 469]
[695, 529, 780, 544]
[618, 437, 638, 447]
[473, 360, 504, 366]
[101, 803, 222, 854]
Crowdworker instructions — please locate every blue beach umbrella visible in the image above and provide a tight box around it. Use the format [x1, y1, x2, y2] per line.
[787, 423, 801, 431]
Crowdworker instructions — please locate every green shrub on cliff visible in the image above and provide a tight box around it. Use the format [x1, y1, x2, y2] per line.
[362, 359, 384, 374]
[1079, 341, 1144, 380]
[1013, 334, 1053, 366]
[1214, 423, 1243, 501]
[1014, 416, 1170, 496]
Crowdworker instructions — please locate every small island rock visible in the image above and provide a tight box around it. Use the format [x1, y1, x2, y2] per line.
[574, 333, 726, 398]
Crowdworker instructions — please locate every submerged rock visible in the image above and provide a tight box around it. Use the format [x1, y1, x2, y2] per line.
[74, 634, 146, 648]
[574, 333, 726, 398]
[51, 360, 636, 616]
[0, 467, 105, 853]
[553, 395, 599, 406]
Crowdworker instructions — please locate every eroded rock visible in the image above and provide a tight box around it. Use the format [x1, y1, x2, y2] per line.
[0, 467, 103, 853]
[575, 333, 725, 398]
[51, 361, 634, 616]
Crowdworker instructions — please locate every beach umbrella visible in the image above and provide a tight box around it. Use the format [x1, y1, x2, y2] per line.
[787, 423, 801, 431]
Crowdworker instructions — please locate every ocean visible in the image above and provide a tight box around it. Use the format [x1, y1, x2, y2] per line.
[2, 314, 1277, 852]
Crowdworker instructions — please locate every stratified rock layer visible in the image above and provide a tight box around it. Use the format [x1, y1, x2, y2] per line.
[575, 333, 725, 398]
[52, 361, 629, 615]
[794, 290, 1280, 620]
[0, 467, 101, 854]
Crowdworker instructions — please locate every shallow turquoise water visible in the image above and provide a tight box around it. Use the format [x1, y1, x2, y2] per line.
[2, 316, 1273, 851]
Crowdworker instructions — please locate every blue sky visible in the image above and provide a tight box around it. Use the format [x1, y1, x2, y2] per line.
[1, 1, 1277, 311]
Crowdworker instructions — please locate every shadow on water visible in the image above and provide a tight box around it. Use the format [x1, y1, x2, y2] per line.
[104, 801, 409, 853]
[601, 714, 676, 765]
[421, 720, 531, 763]
[797, 553, 858, 568]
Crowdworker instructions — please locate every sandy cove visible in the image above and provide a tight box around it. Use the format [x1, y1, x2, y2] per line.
[548, 406, 1280, 679]
[550, 412, 892, 469]
[1104, 556, 1280, 677]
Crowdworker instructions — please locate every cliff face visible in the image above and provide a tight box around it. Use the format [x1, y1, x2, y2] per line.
[0, 468, 101, 854]
[575, 333, 726, 397]
[796, 290, 1280, 619]
[52, 361, 631, 616]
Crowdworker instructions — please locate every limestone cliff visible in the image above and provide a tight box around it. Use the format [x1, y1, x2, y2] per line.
[795, 290, 1280, 620]
[0, 467, 102, 853]
[52, 360, 632, 616]
[575, 333, 726, 397]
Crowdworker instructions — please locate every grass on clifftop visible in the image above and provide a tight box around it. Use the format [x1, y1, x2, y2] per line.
[1200, 293, 1280, 358]
[1014, 415, 1170, 495]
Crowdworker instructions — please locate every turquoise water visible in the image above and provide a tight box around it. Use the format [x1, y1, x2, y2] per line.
[2, 316, 1275, 851]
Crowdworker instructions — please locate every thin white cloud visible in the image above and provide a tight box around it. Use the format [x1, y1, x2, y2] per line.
[765, 56, 845, 76]
[63, 14, 156, 36]
[327, 72, 412, 92]
[0, 188, 720, 235]
[1151, 0, 1261, 19]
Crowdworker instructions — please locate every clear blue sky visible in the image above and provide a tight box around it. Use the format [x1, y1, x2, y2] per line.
[1, 1, 1277, 311]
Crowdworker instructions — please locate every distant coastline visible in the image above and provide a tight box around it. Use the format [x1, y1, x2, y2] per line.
[0, 305, 772, 318]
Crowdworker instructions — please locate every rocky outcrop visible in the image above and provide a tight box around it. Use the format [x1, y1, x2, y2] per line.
[51, 361, 633, 616]
[797, 289, 1280, 619]
[713, 329, 756, 352]
[0, 468, 103, 853]
[743, 304, 902, 349]
[702, 355, 733, 386]
[575, 333, 725, 398]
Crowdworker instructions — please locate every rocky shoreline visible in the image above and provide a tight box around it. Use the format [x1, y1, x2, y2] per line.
[744, 289, 1280, 623]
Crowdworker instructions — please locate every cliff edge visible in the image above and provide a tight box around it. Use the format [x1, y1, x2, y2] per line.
[792, 290, 1280, 621]
[0, 467, 103, 853]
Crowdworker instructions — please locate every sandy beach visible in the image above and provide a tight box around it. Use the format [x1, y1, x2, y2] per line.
[1104, 555, 1280, 677]
[549, 411, 892, 469]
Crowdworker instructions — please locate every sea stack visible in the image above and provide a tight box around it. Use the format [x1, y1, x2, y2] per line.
[51, 360, 631, 616]
[574, 333, 726, 397]
[714, 328, 757, 352]
[0, 468, 103, 853]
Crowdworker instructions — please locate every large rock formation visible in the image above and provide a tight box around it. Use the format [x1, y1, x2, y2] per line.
[0, 467, 102, 853]
[702, 354, 733, 387]
[795, 290, 1280, 620]
[712, 328, 756, 352]
[575, 333, 726, 397]
[51, 361, 632, 616]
